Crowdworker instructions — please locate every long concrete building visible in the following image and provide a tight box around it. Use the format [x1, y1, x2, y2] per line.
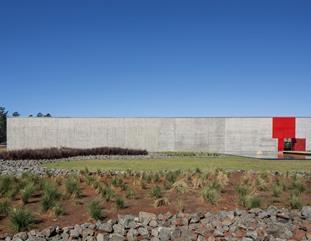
[7, 117, 311, 156]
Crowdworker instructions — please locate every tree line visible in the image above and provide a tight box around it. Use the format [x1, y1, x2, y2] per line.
[0, 106, 52, 144]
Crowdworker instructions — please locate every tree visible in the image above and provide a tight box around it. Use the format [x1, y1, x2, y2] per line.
[28, 114, 33, 117]
[36, 112, 43, 117]
[12, 112, 20, 117]
[44, 113, 52, 117]
[0, 107, 8, 144]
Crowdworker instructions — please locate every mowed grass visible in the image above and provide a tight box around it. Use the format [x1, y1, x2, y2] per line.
[43, 156, 311, 172]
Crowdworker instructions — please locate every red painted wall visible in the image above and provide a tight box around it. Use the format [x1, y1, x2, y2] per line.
[272, 117, 296, 139]
[272, 117, 306, 152]
[293, 138, 306, 151]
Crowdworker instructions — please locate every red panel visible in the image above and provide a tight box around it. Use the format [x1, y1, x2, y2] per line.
[272, 117, 296, 139]
[278, 138, 284, 151]
[293, 138, 306, 151]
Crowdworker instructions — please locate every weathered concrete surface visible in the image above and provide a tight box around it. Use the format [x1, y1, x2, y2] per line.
[11, 117, 311, 153]
[297, 118, 311, 151]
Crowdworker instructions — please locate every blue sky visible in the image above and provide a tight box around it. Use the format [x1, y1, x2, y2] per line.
[1, 0, 310, 117]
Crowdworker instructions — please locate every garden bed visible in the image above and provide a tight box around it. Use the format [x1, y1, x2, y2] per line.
[0, 170, 310, 236]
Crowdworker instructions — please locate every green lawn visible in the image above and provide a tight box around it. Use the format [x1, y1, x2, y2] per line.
[43, 156, 311, 172]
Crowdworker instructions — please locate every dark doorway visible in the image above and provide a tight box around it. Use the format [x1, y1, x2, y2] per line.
[284, 138, 293, 151]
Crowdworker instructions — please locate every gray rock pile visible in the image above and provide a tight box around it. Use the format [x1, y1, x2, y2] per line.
[0, 153, 169, 176]
[1, 206, 311, 241]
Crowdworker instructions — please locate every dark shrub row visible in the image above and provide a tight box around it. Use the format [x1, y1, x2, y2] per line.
[0, 147, 148, 160]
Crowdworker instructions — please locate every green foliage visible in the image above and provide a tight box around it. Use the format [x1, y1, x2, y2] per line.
[289, 193, 302, 209]
[101, 186, 115, 202]
[236, 184, 251, 197]
[291, 178, 305, 194]
[21, 183, 35, 204]
[88, 200, 102, 220]
[65, 176, 81, 198]
[239, 195, 261, 209]
[10, 208, 34, 232]
[152, 173, 160, 183]
[111, 178, 123, 187]
[52, 204, 65, 217]
[150, 186, 162, 199]
[165, 171, 180, 184]
[126, 188, 136, 199]
[272, 184, 283, 197]
[120, 183, 129, 191]
[202, 187, 219, 204]
[0, 200, 10, 217]
[42, 182, 61, 211]
[115, 197, 125, 209]
[0, 107, 8, 144]
[0, 175, 14, 197]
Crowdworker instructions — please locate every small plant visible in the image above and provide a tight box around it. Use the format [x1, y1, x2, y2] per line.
[101, 186, 115, 202]
[152, 173, 160, 183]
[42, 182, 61, 211]
[255, 176, 268, 191]
[215, 171, 229, 189]
[177, 199, 185, 213]
[53, 204, 65, 217]
[202, 187, 219, 204]
[126, 188, 136, 199]
[291, 178, 305, 194]
[115, 197, 125, 209]
[272, 184, 283, 197]
[0, 200, 10, 217]
[154, 197, 169, 207]
[10, 208, 34, 232]
[239, 194, 261, 209]
[65, 176, 81, 198]
[171, 180, 189, 194]
[121, 183, 129, 191]
[0, 175, 14, 196]
[21, 183, 35, 204]
[289, 193, 302, 209]
[111, 178, 123, 187]
[150, 186, 162, 199]
[236, 184, 251, 197]
[88, 200, 103, 220]
[165, 171, 179, 184]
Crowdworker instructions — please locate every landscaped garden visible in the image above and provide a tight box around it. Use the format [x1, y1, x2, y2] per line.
[0, 149, 311, 240]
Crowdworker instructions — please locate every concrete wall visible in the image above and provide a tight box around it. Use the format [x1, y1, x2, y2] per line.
[297, 118, 311, 150]
[7, 117, 280, 154]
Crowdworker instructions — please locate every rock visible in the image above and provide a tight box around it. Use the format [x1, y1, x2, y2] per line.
[149, 219, 158, 227]
[82, 228, 94, 237]
[118, 215, 136, 229]
[197, 235, 207, 241]
[241, 238, 253, 241]
[180, 229, 197, 241]
[139, 212, 157, 225]
[97, 220, 113, 233]
[138, 227, 149, 237]
[150, 238, 161, 241]
[301, 206, 311, 219]
[171, 228, 181, 239]
[40, 226, 56, 238]
[96, 233, 108, 241]
[113, 224, 126, 236]
[70, 229, 80, 238]
[246, 230, 257, 240]
[13, 232, 28, 240]
[158, 227, 171, 241]
[126, 228, 138, 241]
[190, 213, 201, 223]
[213, 228, 224, 237]
[109, 233, 125, 241]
